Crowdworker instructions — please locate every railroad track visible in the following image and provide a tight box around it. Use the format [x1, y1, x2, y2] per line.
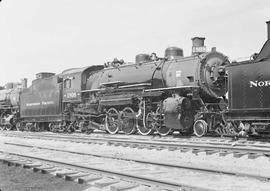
[4, 141, 270, 180]
[0, 152, 199, 191]
[2, 131, 270, 159]
[1, 141, 270, 191]
[3, 130, 270, 147]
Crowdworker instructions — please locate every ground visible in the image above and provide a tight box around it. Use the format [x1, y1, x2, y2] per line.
[0, 163, 88, 191]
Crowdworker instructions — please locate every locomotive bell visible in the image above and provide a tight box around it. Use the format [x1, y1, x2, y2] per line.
[135, 54, 151, 64]
[165, 47, 183, 60]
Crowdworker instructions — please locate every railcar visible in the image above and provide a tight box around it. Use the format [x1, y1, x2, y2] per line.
[224, 21, 270, 136]
[193, 21, 270, 137]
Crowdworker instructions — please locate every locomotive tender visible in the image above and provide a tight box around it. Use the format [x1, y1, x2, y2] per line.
[9, 37, 228, 136]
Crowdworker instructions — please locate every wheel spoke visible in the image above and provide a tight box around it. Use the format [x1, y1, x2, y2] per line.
[121, 107, 136, 135]
[105, 108, 119, 134]
[137, 112, 154, 135]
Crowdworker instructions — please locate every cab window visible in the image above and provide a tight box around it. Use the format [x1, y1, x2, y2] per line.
[64, 79, 71, 89]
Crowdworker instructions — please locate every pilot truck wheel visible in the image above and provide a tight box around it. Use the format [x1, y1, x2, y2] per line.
[193, 119, 208, 137]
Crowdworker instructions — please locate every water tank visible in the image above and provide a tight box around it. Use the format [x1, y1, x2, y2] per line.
[135, 54, 151, 64]
[165, 47, 183, 60]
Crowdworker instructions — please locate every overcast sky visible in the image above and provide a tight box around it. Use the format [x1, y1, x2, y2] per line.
[0, 0, 269, 85]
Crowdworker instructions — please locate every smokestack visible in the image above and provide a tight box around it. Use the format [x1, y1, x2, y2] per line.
[21, 78, 27, 88]
[267, 21, 270, 40]
[191, 37, 206, 55]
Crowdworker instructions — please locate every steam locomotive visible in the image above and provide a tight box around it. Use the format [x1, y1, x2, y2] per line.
[0, 37, 229, 136]
[0, 80, 27, 130]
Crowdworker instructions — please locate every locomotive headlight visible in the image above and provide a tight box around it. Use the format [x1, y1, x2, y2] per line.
[218, 66, 226, 76]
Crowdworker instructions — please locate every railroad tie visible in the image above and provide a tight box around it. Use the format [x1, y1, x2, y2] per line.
[121, 144, 130, 148]
[3, 159, 23, 167]
[33, 165, 55, 172]
[93, 177, 119, 188]
[233, 152, 247, 158]
[5, 159, 19, 166]
[180, 148, 190, 153]
[167, 147, 177, 151]
[130, 144, 139, 148]
[192, 149, 204, 154]
[146, 146, 155, 150]
[77, 174, 103, 184]
[110, 181, 139, 191]
[55, 169, 78, 178]
[22, 162, 42, 169]
[65, 172, 90, 181]
[40, 167, 59, 174]
[248, 153, 264, 159]
[219, 151, 233, 157]
[205, 150, 219, 155]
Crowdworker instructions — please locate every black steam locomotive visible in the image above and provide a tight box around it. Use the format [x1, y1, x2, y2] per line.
[0, 80, 27, 130]
[0, 37, 229, 137]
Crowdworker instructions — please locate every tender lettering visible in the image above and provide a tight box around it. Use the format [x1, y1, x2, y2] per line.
[42, 101, 54, 105]
[26, 101, 54, 107]
[250, 80, 270, 87]
[26, 102, 40, 106]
